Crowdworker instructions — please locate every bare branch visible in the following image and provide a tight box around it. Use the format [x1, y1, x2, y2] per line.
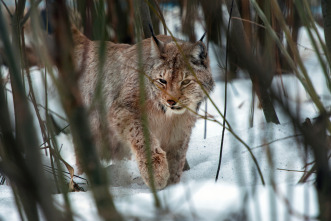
[1, 0, 13, 18]
[20, 0, 42, 27]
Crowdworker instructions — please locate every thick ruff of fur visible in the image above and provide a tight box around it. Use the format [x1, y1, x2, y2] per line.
[72, 27, 214, 189]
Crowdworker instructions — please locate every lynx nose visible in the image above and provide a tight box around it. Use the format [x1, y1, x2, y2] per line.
[167, 100, 177, 106]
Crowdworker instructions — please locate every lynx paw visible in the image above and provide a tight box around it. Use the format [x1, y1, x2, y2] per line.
[151, 148, 170, 189]
[139, 147, 170, 190]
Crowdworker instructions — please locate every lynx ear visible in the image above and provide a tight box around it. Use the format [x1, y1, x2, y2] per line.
[191, 41, 207, 62]
[149, 24, 165, 58]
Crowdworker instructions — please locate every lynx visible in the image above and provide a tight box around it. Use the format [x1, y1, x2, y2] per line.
[72, 27, 214, 189]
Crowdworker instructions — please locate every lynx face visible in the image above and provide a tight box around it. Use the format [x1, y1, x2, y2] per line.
[148, 39, 214, 116]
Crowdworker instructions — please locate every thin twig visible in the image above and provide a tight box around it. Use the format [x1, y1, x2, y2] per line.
[299, 153, 331, 183]
[232, 16, 266, 29]
[215, 0, 234, 182]
[43, 165, 88, 183]
[39, 124, 70, 148]
[251, 134, 302, 150]
[277, 168, 308, 173]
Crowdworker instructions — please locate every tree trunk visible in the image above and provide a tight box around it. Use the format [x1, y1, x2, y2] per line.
[138, 0, 153, 39]
[225, 0, 280, 124]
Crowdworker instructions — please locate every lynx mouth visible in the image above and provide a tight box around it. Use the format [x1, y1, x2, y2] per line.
[168, 106, 186, 114]
[159, 102, 186, 114]
[170, 106, 182, 110]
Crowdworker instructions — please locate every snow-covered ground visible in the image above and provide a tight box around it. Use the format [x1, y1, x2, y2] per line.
[0, 5, 330, 221]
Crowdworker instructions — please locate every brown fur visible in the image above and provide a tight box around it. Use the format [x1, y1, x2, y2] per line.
[72, 27, 214, 189]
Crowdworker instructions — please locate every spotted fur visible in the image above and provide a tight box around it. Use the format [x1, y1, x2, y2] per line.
[72, 27, 214, 189]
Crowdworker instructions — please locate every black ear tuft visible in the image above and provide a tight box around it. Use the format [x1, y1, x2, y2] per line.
[149, 24, 165, 58]
[199, 32, 206, 42]
[149, 24, 161, 46]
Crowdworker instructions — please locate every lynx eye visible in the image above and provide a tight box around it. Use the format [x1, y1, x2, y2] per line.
[158, 79, 167, 84]
[181, 79, 191, 86]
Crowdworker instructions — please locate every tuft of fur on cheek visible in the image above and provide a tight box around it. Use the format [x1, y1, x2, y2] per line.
[158, 103, 167, 113]
[196, 101, 202, 112]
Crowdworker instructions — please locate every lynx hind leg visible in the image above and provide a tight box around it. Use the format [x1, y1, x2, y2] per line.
[74, 111, 112, 174]
[73, 112, 101, 174]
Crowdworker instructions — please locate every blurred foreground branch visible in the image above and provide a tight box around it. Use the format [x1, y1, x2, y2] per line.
[0, 1, 62, 220]
[49, 1, 123, 220]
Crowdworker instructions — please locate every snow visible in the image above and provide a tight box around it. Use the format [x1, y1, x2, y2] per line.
[0, 186, 20, 221]
[0, 5, 329, 221]
[0, 180, 319, 221]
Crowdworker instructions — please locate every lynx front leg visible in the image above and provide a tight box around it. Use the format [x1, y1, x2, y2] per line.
[109, 106, 170, 189]
[166, 138, 190, 185]
[136, 142, 170, 189]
